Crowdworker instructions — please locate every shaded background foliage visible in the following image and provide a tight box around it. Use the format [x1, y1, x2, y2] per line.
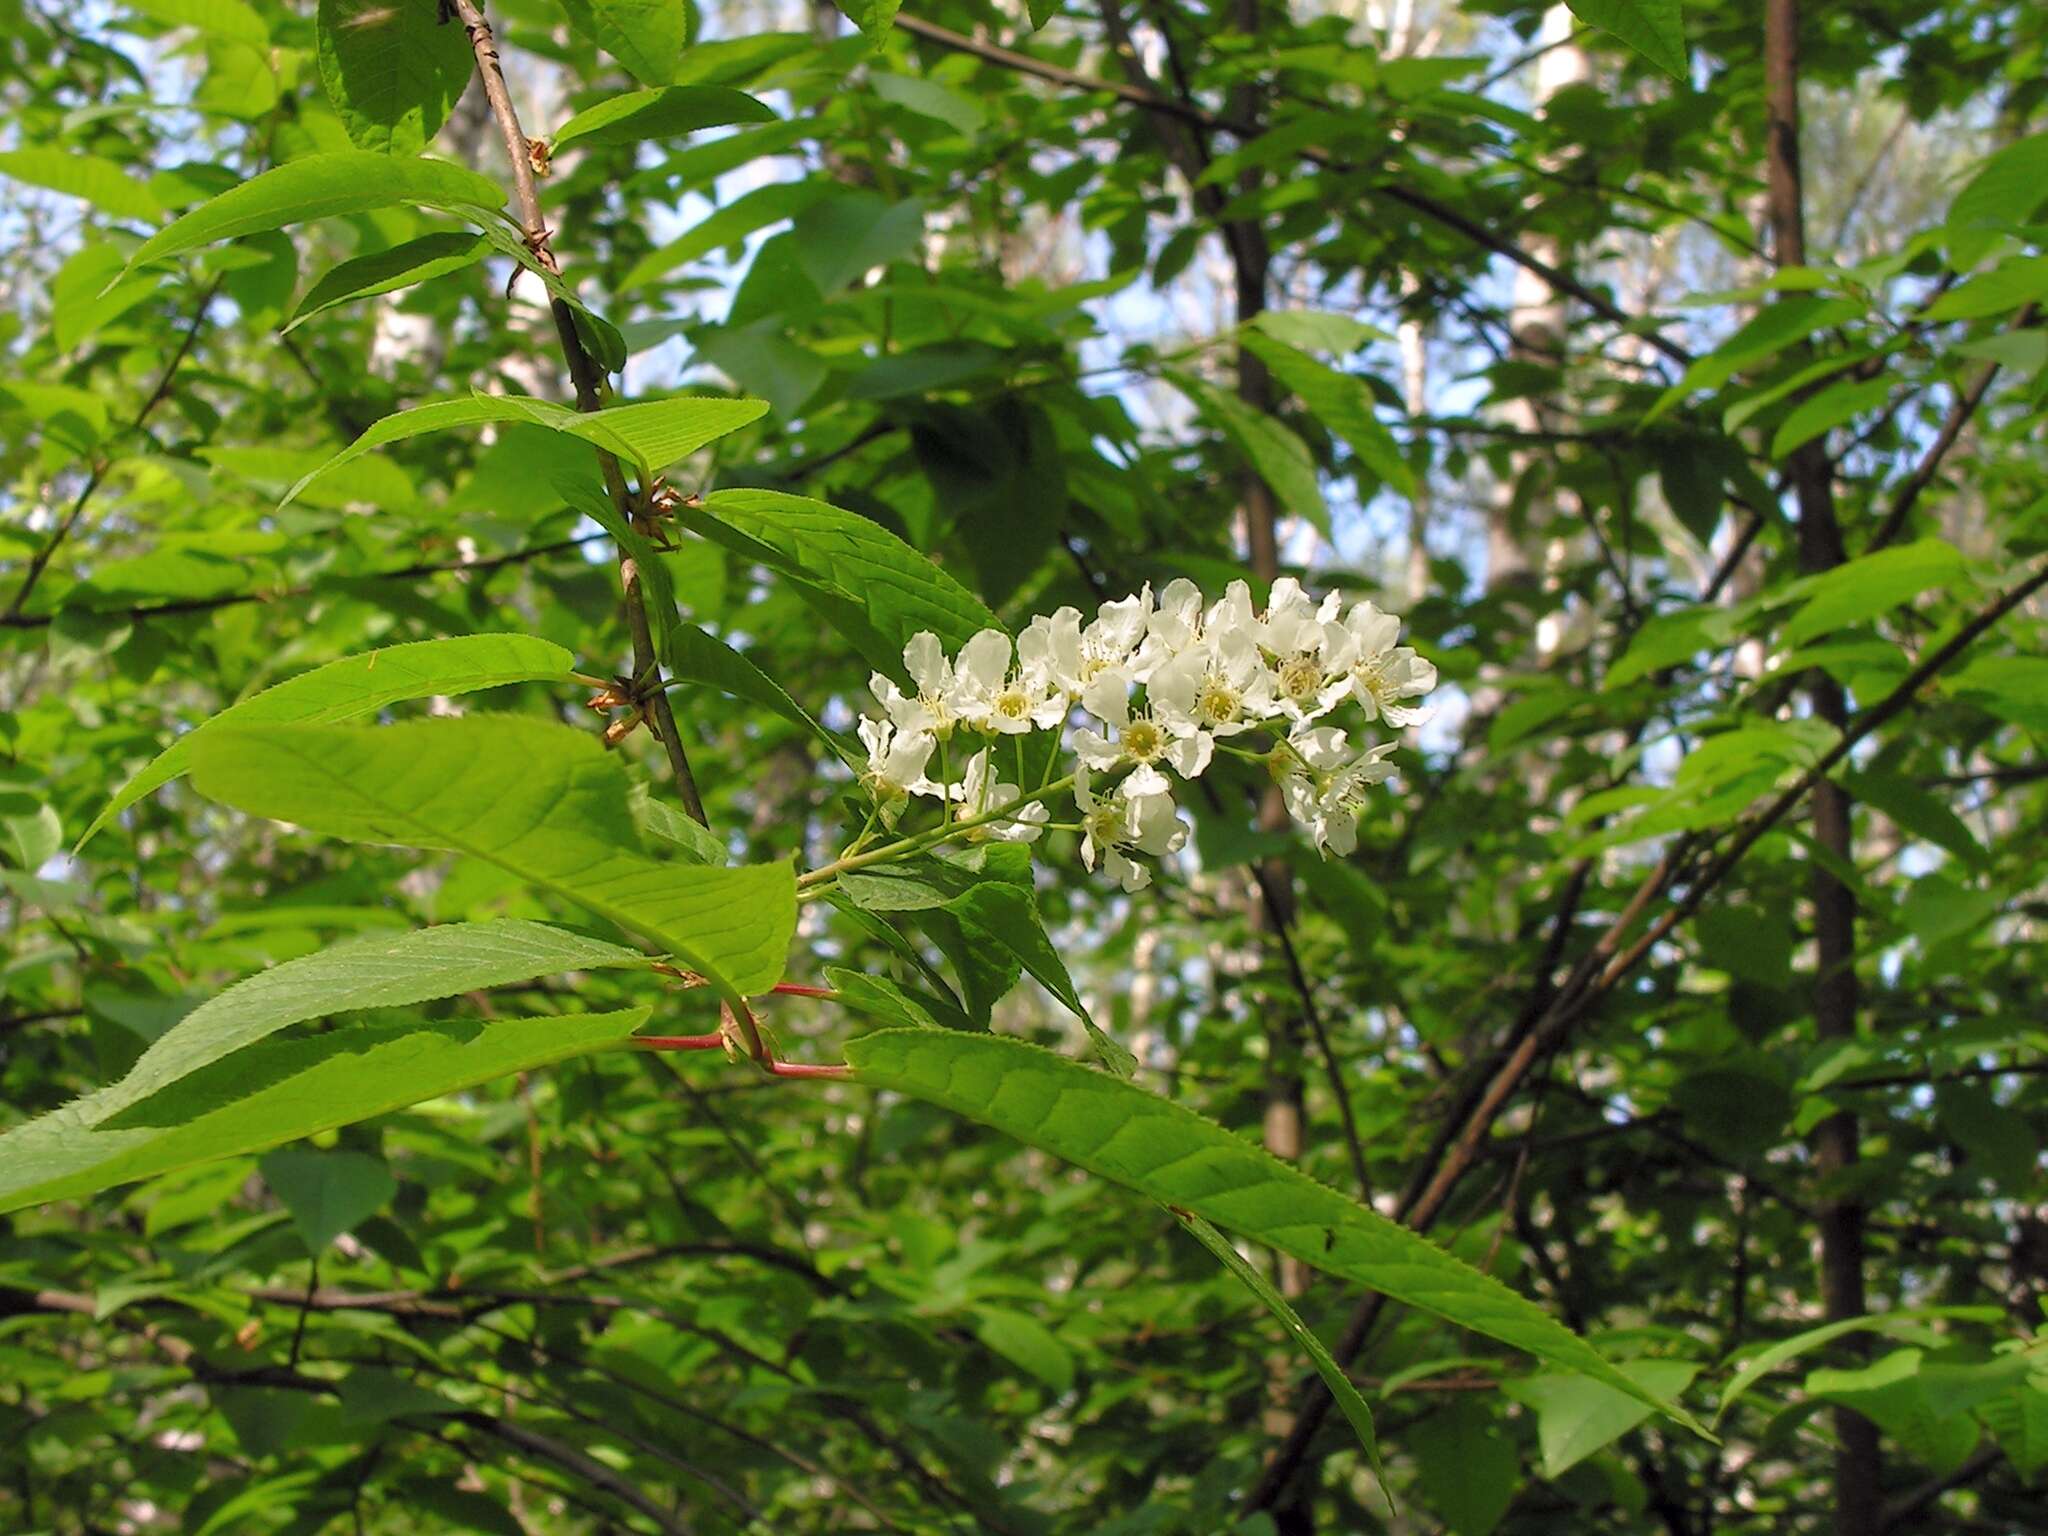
[2, 0, 2047, 1532]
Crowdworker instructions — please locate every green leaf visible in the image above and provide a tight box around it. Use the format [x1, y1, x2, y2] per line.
[1978, 1386, 2048, 1478]
[1769, 376, 1893, 460]
[0, 921, 647, 1213]
[619, 180, 826, 292]
[970, 1304, 1074, 1394]
[1644, 297, 1865, 426]
[1779, 538, 1966, 647]
[285, 230, 491, 331]
[281, 392, 767, 504]
[1844, 768, 1986, 869]
[791, 193, 925, 293]
[844, 1030, 1712, 1437]
[1504, 1360, 1702, 1478]
[1171, 372, 1329, 537]
[833, 0, 901, 47]
[1176, 1211, 1389, 1503]
[185, 715, 796, 997]
[1564, 0, 1687, 81]
[316, 0, 476, 155]
[1923, 255, 2048, 322]
[0, 1008, 649, 1214]
[258, 1147, 396, 1251]
[123, 0, 269, 45]
[1247, 309, 1388, 357]
[0, 148, 161, 220]
[1242, 331, 1415, 497]
[1714, 1306, 2002, 1426]
[1946, 131, 2048, 268]
[870, 73, 986, 135]
[827, 968, 973, 1032]
[82, 634, 576, 848]
[666, 621, 855, 767]
[128, 152, 505, 271]
[683, 488, 1000, 676]
[560, 0, 690, 86]
[1410, 1400, 1517, 1536]
[552, 86, 775, 150]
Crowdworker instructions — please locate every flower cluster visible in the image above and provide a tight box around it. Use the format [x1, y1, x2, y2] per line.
[858, 578, 1435, 889]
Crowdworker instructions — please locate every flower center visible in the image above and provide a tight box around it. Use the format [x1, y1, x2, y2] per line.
[995, 687, 1031, 720]
[1083, 804, 1124, 848]
[1279, 654, 1322, 701]
[1196, 677, 1241, 726]
[1122, 718, 1166, 762]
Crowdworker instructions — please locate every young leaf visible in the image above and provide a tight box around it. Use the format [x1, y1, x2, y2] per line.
[185, 715, 796, 997]
[0, 148, 161, 220]
[0, 1008, 649, 1213]
[560, 0, 691, 86]
[316, 0, 476, 155]
[127, 152, 505, 271]
[1564, 0, 1688, 81]
[682, 488, 1000, 676]
[1504, 1360, 1702, 1478]
[552, 86, 775, 151]
[844, 1029, 1713, 1437]
[82, 634, 576, 847]
[282, 393, 766, 504]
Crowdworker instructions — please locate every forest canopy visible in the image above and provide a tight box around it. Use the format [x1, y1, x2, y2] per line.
[1, 0, 2046, 1533]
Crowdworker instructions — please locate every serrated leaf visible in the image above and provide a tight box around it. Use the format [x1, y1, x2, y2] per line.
[844, 1029, 1711, 1437]
[0, 148, 161, 220]
[683, 488, 1000, 678]
[0, 921, 646, 1213]
[286, 230, 491, 331]
[553, 86, 775, 150]
[282, 393, 766, 505]
[0, 1008, 648, 1213]
[561, 0, 690, 85]
[185, 715, 795, 997]
[667, 621, 855, 766]
[1714, 1306, 2002, 1426]
[1564, 0, 1687, 81]
[317, 0, 476, 155]
[128, 152, 505, 271]
[82, 634, 575, 847]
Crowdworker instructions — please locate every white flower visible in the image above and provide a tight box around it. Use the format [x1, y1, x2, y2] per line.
[871, 631, 961, 740]
[1330, 601, 1436, 728]
[1074, 766, 1187, 892]
[1148, 628, 1277, 740]
[857, 716, 936, 817]
[1036, 588, 1151, 700]
[1132, 576, 1206, 677]
[951, 748, 1049, 844]
[1277, 727, 1398, 857]
[1071, 673, 1212, 780]
[1260, 580, 1348, 725]
[952, 628, 1066, 736]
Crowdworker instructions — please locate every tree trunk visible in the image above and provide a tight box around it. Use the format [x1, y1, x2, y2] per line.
[1763, 4, 1880, 1533]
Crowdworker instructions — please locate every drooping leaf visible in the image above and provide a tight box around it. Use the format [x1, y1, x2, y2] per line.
[316, 0, 477, 155]
[1242, 330, 1415, 497]
[683, 488, 1000, 676]
[1778, 538, 1967, 648]
[845, 1029, 1712, 1436]
[0, 921, 647, 1213]
[560, 0, 691, 86]
[869, 73, 986, 135]
[127, 152, 505, 271]
[552, 86, 775, 151]
[1714, 1306, 2003, 1426]
[1171, 371, 1330, 537]
[1769, 376, 1894, 460]
[281, 393, 767, 505]
[1946, 131, 2048, 268]
[1176, 1210, 1389, 1502]
[1564, 0, 1688, 81]
[619, 180, 827, 292]
[285, 230, 492, 331]
[833, 0, 901, 47]
[82, 634, 576, 847]
[185, 715, 796, 997]
[0, 148, 162, 220]
[0, 1008, 649, 1213]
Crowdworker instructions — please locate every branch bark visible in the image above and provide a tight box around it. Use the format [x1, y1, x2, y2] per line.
[449, 0, 706, 826]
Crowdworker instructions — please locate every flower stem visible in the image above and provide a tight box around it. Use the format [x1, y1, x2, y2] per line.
[797, 774, 1076, 888]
